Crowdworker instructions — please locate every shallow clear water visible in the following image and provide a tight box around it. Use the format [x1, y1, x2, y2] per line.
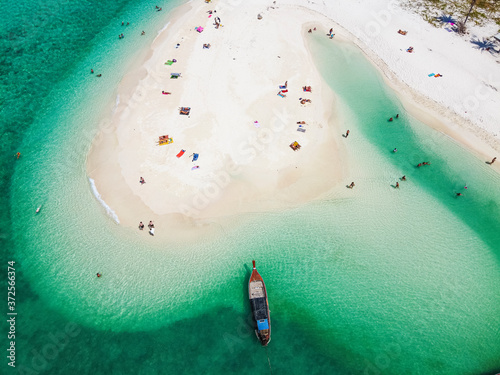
[3, 2, 500, 374]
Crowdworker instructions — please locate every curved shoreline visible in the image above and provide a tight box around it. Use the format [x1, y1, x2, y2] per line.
[87, 1, 347, 236]
[87, 0, 499, 237]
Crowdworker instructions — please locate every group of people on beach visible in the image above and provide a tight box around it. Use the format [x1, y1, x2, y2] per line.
[307, 27, 334, 38]
[138, 221, 154, 230]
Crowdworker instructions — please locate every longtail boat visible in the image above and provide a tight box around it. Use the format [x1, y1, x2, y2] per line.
[248, 260, 271, 346]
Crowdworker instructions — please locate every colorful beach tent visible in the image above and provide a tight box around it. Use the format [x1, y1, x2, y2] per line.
[192, 153, 199, 162]
[195, 26, 204, 33]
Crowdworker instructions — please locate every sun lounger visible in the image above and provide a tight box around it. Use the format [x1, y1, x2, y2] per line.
[279, 85, 287, 90]
[177, 149, 186, 158]
[289, 141, 301, 151]
[157, 135, 173, 146]
[277, 92, 286, 98]
[192, 166, 200, 170]
[171, 73, 181, 79]
[397, 30, 407, 35]
[303, 86, 312, 92]
[179, 107, 191, 115]
[297, 128, 306, 133]
[192, 153, 199, 162]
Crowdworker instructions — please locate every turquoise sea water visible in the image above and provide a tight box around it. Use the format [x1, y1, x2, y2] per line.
[2, 1, 500, 374]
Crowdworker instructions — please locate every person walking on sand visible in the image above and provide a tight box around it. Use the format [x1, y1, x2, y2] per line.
[148, 221, 154, 229]
[140, 177, 145, 184]
[349, 182, 355, 189]
[139, 222, 145, 230]
[491, 157, 497, 164]
[395, 182, 399, 188]
[329, 28, 333, 35]
[345, 130, 350, 138]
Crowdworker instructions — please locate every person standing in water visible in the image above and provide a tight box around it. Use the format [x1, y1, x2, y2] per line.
[349, 182, 355, 189]
[395, 182, 399, 188]
[401, 175, 406, 181]
[345, 130, 350, 138]
[490, 157, 497, 164]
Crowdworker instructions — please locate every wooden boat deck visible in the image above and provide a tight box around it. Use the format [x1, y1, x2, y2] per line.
[249, 280, 265, 298]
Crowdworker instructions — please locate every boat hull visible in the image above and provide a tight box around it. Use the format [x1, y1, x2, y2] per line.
[248, 260, 271, 346]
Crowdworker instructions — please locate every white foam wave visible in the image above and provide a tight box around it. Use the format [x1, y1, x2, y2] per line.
[157, 21, 171, 36]
[89, 178, 120, 224]
[111, 94, 120, 114]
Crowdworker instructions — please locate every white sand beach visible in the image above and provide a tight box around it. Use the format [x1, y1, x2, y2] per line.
[88, 1, 348, 236]
[87, 0, 500, 236]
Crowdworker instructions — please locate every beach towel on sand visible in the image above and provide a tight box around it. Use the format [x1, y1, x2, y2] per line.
[192, 153, 199, 162]
[177, 149, 186, 158]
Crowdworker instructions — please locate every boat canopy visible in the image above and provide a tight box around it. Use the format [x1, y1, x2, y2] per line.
[257, 319, 269, 331]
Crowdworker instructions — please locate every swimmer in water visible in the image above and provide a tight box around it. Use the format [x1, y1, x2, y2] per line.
[97, 273, 102, 277]
[401, 175, 406, 181]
